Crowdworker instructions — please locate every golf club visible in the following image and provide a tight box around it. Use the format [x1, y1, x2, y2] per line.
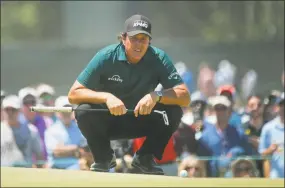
[30, 106, 169, 126]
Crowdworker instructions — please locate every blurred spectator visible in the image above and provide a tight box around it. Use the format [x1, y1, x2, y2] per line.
[44, 96, 90, 170]
[197, 96, 246, 177]
[214, 60, 236, 89]
[263, 90, 281, 123]
[241, 94, 265, 176]
[230, 159, 259, 178]
[2, 95, 44, 167]
[110, 139, 133, 173]
[178, 155, 206, 178]
[241, 94, 264, 124]
[18, 87, 48, 161]
[1, 120, 24, 167]
[217, 85, 242, 129]
[240, 69, 258, 101]
[259, 92, 284, 178]
[173, 91, 208, 158]
[36, 83, 57, 124]
[197, 64, 216, 98]
[174, 62, 196, 92]
[1, 90, 6, 121]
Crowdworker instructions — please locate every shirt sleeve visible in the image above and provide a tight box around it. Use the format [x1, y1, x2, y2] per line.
[29, 127, 44, 158]
[258, 126, 271, 154]
[157, 53, 184, 89]
[44, 129, 59, 155]
[77, 52, 104, 89]
[79, 134, 88, 148]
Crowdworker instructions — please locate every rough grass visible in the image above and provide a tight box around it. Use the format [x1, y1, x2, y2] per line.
[1, 167, 284, 187]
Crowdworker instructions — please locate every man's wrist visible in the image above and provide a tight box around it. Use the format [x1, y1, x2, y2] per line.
[74, 148, 81, 158]
[153, 91, 163, 102]
[102, 92, 113, 103]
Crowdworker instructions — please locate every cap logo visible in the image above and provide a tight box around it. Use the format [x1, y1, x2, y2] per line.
[133, 20, 148, 28]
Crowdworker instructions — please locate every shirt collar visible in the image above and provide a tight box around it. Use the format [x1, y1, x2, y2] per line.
[117, 43, 128, 61]
[117, 43, 151, 62]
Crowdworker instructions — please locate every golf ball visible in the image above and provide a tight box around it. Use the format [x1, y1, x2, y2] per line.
[179, 170, 188, 177]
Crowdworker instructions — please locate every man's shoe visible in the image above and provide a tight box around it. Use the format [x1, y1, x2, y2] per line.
[131, 153, 164, 175]
[90, 154, 117, 172]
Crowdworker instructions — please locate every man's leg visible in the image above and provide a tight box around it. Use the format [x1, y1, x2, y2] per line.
[129, 104, 183, 175]
[75, 103, 116, 172]
[136, 103, 183, 160]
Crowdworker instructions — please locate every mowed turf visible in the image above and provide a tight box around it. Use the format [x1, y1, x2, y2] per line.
[1, 167, 284, 187]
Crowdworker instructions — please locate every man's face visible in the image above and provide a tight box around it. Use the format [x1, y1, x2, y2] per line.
[3, 107, 19, 121]
[247, 96, 263, 117]
[214, 104, 231, 124]
[123, 33, 150, 62]
[22, 95, 37, 122]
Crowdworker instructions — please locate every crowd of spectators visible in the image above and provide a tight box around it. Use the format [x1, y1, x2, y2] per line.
[1, 61, 284, 179]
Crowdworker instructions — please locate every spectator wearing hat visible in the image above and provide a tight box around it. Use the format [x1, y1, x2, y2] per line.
[36, 83, 57, 124]
[1, 120, 25, 167]
[216, 85, 242, 129]
[1, 93, 24, 166]
[197, 96, 247, 177]
[1, 95, 44, 167]
[18, 87, 49, 162]
[259, 92, 284, 178]
[44, 96, 90, 170]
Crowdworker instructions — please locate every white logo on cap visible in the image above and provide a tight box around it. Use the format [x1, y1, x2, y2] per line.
[133, 20, 148, 28]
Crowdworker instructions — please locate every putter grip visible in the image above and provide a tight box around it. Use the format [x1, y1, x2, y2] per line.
[30, 106, 73, 113]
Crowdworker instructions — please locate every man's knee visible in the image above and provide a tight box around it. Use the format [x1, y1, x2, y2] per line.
[165, 105, 183, 131]
[74, 103, 94, 121]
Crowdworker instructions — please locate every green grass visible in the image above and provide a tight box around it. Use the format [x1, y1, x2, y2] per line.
[1, 167, 284, 187]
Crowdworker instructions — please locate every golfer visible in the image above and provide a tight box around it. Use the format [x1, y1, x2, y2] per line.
[68, 14, 190, 175]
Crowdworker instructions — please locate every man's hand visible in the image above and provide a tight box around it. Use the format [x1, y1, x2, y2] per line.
[106, 94, 127, 116]
[268, 143, 278, 154]
[134, 92, 157, 117]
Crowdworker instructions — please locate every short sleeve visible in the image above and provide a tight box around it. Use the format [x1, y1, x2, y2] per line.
[29, 126, 44, 158]
[44, 129, 59, 155]
[158, 53, 183, 89]
[258, 126, 271, 154]
[79, 134, 88, 148]
[77, 52, 104, 89]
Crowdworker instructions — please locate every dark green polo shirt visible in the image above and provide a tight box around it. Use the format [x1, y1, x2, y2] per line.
[77, 43, 183, 109]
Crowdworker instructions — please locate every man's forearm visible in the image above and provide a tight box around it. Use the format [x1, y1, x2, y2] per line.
[68, 88, 111, 105]
[156, 85, 190, 107]
[261, 148, 275, 156]
[53, 145, 79, 158]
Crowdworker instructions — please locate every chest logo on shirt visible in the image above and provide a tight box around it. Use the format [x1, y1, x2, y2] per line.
[108, 75, 123, 83]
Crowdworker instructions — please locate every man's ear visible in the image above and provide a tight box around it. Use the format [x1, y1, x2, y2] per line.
[122, 33, 127, 45]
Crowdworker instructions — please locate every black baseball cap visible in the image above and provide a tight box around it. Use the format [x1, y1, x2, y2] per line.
[124, 14, 152, 38]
